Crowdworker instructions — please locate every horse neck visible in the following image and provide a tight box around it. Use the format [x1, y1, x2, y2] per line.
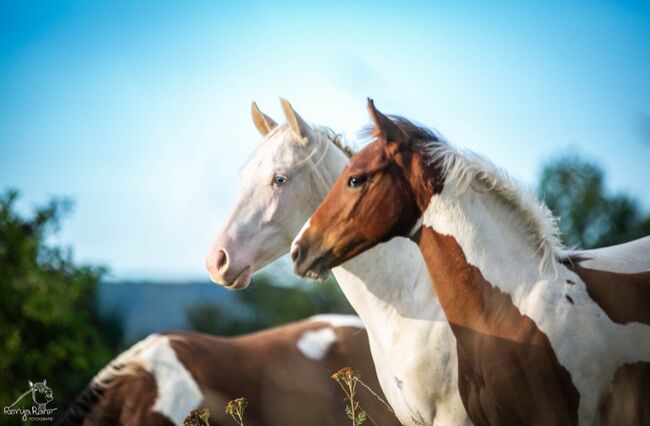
[332, 239, 441, 327]
[419, 187, 557, 327]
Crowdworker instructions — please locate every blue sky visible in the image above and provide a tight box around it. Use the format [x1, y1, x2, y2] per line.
[1, 1, 649, 279]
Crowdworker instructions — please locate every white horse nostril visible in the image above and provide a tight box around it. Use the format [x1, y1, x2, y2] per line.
[215, 250, 228, 271]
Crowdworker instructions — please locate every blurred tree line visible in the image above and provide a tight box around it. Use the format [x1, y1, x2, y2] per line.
[0, 191, 122, 422]
[538, 154, 650, 249]
[2, 152, 649, 421]
[186, 274, 354, 336]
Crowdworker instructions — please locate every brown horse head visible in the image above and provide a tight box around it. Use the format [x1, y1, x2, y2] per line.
[291, 99, 444, 278]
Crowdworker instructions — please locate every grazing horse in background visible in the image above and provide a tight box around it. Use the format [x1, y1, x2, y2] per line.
[206, 99, 469, 425]
[292, 99, 650, 426]
[58, 315, 392, 426]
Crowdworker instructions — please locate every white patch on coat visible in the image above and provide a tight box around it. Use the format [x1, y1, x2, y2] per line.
[92, 334, 203, 426]
[294, 219, 311, 243]
[308, 314, 365, 329]
[297, 327, 338, 360]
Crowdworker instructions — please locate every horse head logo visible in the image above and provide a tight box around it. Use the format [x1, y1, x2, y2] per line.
[28, 380, 53, 411]
[4, 379, 56, 421]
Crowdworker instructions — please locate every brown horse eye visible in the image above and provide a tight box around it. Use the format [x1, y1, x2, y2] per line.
[347, 175, 367, 188]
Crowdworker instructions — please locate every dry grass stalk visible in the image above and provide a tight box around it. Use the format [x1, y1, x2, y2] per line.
[225, 397, 248, 426]
[331, 367, 368, 426]
[183, 408, 211, 426]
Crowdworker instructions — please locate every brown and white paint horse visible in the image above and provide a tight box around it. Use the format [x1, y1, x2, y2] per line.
[292, 99, 650, 425]
[206, 99, 468, 425]
[58, 315, 399, 426]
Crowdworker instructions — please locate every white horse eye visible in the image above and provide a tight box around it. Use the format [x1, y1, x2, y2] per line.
[273, 175, 288, 186]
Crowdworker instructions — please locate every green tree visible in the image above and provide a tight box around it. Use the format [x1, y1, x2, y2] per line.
[0, 190, 121, 423]
[538, 154, 650, 249]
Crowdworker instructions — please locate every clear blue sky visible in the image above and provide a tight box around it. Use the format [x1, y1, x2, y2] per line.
[1, 0, 649, 280]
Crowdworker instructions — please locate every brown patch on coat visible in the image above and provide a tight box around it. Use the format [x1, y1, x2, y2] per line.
[599, 362, 650, 426]
[564, 262, 650, 325]
[418, 227, 580, 426]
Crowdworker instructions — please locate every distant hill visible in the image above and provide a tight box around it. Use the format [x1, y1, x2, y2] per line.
[97, 281, 250, 343]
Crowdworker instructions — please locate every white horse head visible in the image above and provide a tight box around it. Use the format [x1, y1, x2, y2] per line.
[205, 99, 349, 288]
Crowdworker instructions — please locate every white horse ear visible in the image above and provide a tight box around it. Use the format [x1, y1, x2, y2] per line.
[280, 98, 312, 141]
[28, 381, 34, 388]
[251, 102, 278, 136]
[42, 379, 47, 386]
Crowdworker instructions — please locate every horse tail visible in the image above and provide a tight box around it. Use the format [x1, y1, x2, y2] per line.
[56, 383, 105, 425]
[57, 334, 167, 425]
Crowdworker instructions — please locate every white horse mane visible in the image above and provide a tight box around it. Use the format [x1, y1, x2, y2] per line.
[253, 123, 353, 159]
[426, 141, 563, 272]
[382, 117, 564, 273]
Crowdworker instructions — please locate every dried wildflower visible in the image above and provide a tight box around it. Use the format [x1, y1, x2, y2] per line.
[225, 397, 248, 426]
[332, 367, 367, 426]
[183, 408, 211, 426]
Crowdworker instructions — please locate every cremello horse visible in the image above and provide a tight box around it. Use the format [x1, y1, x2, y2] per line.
[206, 99, 469, 425]
[292, 99, 650, 426]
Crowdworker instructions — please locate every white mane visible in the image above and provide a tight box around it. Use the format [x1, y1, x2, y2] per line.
[418, 133, 564, 273]
[255, 123, 352, 159]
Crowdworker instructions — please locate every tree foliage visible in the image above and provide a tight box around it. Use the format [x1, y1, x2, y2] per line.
[538, 154, 650, 249]
[0, 190, 121, 421]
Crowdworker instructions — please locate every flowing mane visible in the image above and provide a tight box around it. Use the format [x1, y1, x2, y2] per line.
[315, 125, 355, 158]
[387, 117, 564, 272]
[266, 123, 354, 157]
[241, 124, 354, 176]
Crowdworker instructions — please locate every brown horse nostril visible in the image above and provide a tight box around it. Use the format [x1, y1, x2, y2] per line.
[215, 250, 228, 271]
[291, 243, 302, 264]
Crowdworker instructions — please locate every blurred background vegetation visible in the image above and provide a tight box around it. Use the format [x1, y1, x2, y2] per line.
[1, 152, 649, 423]
[538, 153, 650, 249]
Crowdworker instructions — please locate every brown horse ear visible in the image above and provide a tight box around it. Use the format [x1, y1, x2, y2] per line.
[280, 98, 312, 140]
[251, 102, 278, 136]
[367, 98, 407, 146]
